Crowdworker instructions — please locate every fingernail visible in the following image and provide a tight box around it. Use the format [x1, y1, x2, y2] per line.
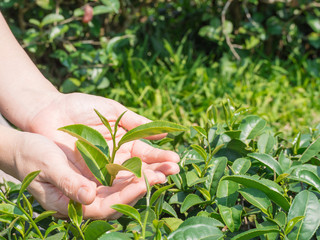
[77, 186, 89, 204]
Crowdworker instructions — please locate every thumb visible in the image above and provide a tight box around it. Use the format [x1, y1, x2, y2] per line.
[47, 163, 96, 205]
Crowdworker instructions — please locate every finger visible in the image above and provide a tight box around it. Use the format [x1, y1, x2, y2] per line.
[131, 140, 180, 164]
[44, 153, 97, 205]
[82, 169, 166, 219]
[143, 162, 180, 176]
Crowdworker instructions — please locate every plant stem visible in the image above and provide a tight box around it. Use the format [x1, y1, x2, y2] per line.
[17, 205, 44, 239]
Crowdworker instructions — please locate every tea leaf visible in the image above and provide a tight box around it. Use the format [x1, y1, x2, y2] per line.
[204, 157, 227, 197]
[190, 144, 207, 162]
[287, 190, 320, 240]
[222, 175, 290, 211]
[218, 205, 242, 232]
[118, 121, 187, 147]
[59, 124, 109, 157]
[231, 226, 279, 240]
[94, 109, 113, 136]
[17, 170, 40, 205]
[248, 153, 283, 175]
[167, 224, 223, 240]
[150, 184, 174, 206]
[289, 170, 320, 192]
[76, 140, 109, 186]
[68, 200, 82, 227]
[180, 194, 204, 213]
[192, 126, 207, 139]
[239, 115, 266, 140]
[179, 216, 224, 228]
[216, 180, 239, 207]
[285, 216, 304, 235]
[35, 210, 57, 223]
[232, 158, 251, 174]
[111, 204, 142, 226]
[84, 220, 114, 240]
[299, 137, 320, 163]
[0, 204, 27, 220]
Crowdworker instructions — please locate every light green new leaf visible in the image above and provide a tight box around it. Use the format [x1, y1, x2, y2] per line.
[111, 204, 142, 226]
[239, 188, 272, 216]
[191, 144, 207, 162]
[162, 217, 184, 232]
[168, 224, 224, 240]
[278, 150, 292, 172]
[299, 137, 320, 163]
[287, 190, 320, 240]
[94, 109, 113, 136]
[222, 175, 290, 211]
[179, 216, 224, 228]
[0, 204, 27, 220]
[232, 158, 251, 174]
[100, 0, 120, 13]
[180, 194, 204, 213]
[17, 170, 40, 205]
[105, 157, 142, 185]
[84, 220, 114, 240]
[150, 184, 175, 206]
[285, 216, 305, 235]
[59, 124, 109, 157]
[248, 153, 283, 175]
[231, 226, 279, 240]
[118, 121, 187, 147]
[76, 140, 109, 186]
[218, 204, 242, 232]
[68, 200, 82, 228]
[239, 115, 266, 140]
[34, 210, 57, 223]
[41, 13, 64, 27]
[192, 126, 207, 139]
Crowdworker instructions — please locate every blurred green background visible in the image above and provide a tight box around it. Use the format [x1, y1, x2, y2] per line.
[1, 0, 320, 137]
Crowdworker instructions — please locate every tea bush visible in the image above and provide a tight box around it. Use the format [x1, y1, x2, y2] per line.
[1, 0, 320, 239]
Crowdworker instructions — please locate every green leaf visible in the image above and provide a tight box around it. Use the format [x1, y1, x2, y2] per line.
[192, 126, 207, 139]
[93, 5, 118, 15]
[150, 184, 174, 206]
[100, 0, 120, 13]
[76, 140, 109, 186]
[231, 226, 280, 240]
[232, 158, 251, 174]
[17, 170, 40, 205]
[168, 224, 224, 240]
[41, 13, 64, 27]
[287, 190, 320, 240]
[258, 133, 275, 154]
[111, 204, 142, 226]
[186, 171, 207, 187]
[239, 115, 266, 140]
[216, 180, 239, 207]
[68, 200, 82, 227]
[299, 137, 320, 163]
[222, 175, 290, 211]
[162, 202, 178, 218]
[289, 170, 320, 192]
[285, 216, 305, 235]
[248, 153, 283, 175]
[180, 194, 204, 213]
[190, 144, 207, 162]
[278, 150, 292, 172]
[204, 157, 227, 198]
[162, 217, 184, 232]
[59, 124, 109, 157]
[218, 204, 242, 232]
[99, 232, 132, 240]
[84, 220, 114, 239]
[34, 210, 57, 223]
[239, 188, 272, 216]
[94, 109, 113, 137]
[118, 121, 187, 147]
[307, 15, 320, 33]
[105, 157, 142, 185]
[179, 216, 224, 228]
[0, 204, 27, 220]
[45, 232, 65, 240]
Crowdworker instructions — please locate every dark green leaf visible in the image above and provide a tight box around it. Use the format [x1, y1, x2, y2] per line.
[162, 201, 178, 218]
[287, 190, 320, 240]
[179, 216, 224, 228]
[232, 158, 251, 174]
[204, 157, 227, 198]
[289, 170, 320, 192]
[231, 226, 279, 240]
[239, 115, 266, 140]
[299, 137, 320, 163]
[248, 153, 283, 175]
[258, 133, 275, 154]
[218, 205, 242, 232]
[278, 150, 292, 172]
[216, 180, 239, 207]
[239, 188, 272, 216]
[222, 175, 290, 211]
[118, 121, 187, 147]
[84, 220, 114, 239]
[180, 194, 204, 213]
[168, 224, 223, 240]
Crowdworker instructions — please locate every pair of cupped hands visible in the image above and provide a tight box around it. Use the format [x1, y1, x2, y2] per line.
[14, 92, 180, 219]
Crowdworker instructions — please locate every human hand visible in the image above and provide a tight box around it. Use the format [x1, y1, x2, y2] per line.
[25, 92, 180, 218]
[8, 129, 167, 219]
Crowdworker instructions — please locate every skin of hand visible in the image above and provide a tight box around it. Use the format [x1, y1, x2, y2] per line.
[25, 92, 180, 219]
